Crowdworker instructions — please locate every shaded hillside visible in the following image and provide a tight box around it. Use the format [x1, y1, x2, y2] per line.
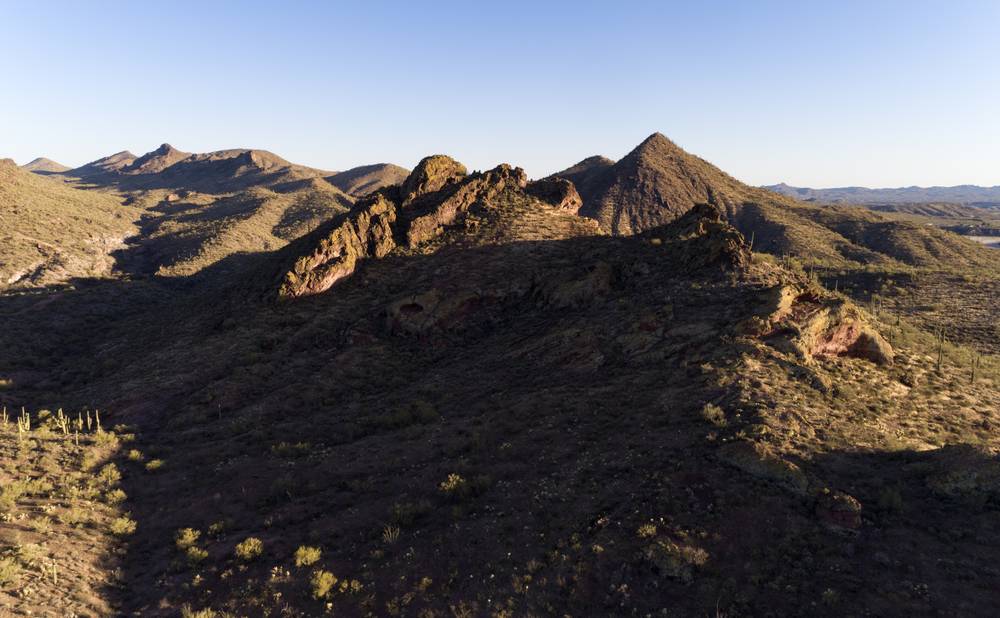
[327, 163, 409, 197]
[1, 157, 997, 615]
[21, 157, 70, 174]
[0, 158, 135, 288]
[767, 182, 1000, 207]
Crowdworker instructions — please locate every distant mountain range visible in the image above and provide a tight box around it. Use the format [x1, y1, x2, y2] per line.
[766, 182, 1000, 207]
[22, 144, 406, 197]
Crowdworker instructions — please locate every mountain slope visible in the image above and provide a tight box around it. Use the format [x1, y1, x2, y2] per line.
[327, 163, 409, 196]
[115, 183, 353, 277]
[0, 158, 135, 288]
[21, 157, 70, 174]
[552, 133, 1000, 272]
[552, 133, 758, 235]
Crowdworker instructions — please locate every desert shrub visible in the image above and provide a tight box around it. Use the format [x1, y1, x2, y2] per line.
[207, 520, 230, 538]
[438, 473, 491, 502]
[390, 500, 432, 526]
[96, 463, 121, 488]
[59, 507, 88, 527]
[877, 487, 904, 514]
[0, 480, 30, 511]
[310, 569, 337, 599]
[105, 488, 127, 505]
[294, 545, 321, 567]
[29, 517, 53, 534]
[235, 537, 263, 561]
[180, 606, 225, 618]
[700, 403, 727, 427]
[11, 543, 43, 568]
[176, 528, 201, 550]
[381, 524, 401, 544]
[110, 516, 137, 536]
[145, 459, 165, 472]
[126, 449, 144, 462]
[186, 546, 209, 565]
[270, 441, 311, 458]
[438, 473, 467, 494]
[0, 558, 20, 588]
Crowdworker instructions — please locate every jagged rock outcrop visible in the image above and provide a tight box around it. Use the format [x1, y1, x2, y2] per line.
[400, 155, 468, 205]
[278, 161, 537, 299]
[641, 203, 751, 271]
[807, 308, 894, 365]
[525, 177, 583, 213]
[748, 283, 894, 366]
[279, 193, 398, 298]
[405, 164, 527, 246]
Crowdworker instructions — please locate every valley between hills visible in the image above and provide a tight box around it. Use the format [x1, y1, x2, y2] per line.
[1, 134, 998, 617]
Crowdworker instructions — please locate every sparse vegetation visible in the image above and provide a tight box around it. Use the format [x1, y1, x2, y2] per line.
[234, 537, 263, 562]
[1, 131, 997, 617]
[294, 545, 321, 567]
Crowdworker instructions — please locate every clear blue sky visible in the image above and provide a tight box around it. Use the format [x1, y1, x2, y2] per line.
[2, 1, 999, 187]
